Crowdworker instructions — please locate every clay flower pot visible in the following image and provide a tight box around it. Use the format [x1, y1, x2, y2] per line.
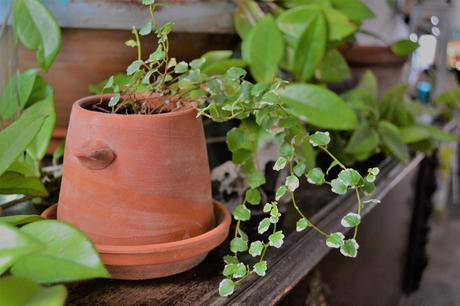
[49, 95, 231, 279]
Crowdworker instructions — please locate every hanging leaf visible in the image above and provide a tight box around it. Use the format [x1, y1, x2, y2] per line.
[345, 123, 380, 160]
[0, 172, 48, 197]
[12, 0, 61, 71]
[323, 8, 358, 41]
[399, 125, 457, 144]
[293, 12, 327, 81]
[242, 15, 284, 83]
[316, 49, 351, 83]
[378, 121, 409, 163]
[0, 222, 44, 275]
[0, 112, 46, 176]
[11, 220, 109, 283]
[391, 39, 419, 57]
[0, 276, 67, 306]
[281, 84, 358, 130]
[329, 0, 374, 24]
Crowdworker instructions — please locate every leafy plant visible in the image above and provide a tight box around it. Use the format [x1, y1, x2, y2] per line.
[0, 0, 62, 210]
[0, 1, 109, 305]
[92, 1, 381, 297]
[340, 71, 457, 163]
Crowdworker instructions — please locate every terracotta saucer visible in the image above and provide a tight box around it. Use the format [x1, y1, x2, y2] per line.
[41, 200, 231, 280]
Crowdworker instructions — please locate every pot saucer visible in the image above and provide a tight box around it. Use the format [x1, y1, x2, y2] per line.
[41, 200, 231, 280]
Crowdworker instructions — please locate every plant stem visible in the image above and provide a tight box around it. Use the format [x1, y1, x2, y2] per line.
[133, 26, 142, 61]
[319, 145, 347, 170]
[353, 188, 363, 239]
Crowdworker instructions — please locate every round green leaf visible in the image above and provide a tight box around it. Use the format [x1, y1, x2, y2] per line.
[340, 239, 359, 258]
[338, 169, 362, 187]
[230, 237, 248, 253]
[258, 218, 271, 234]
[331, 178, 347, 195]
[219, 278, 235, 297]
[11, 220, 109, 283]
[341, 213, 361, 228]
[285, 175, 299, 192]
[326, 232, 345, 248]
[296, 218, 310, 232]
[307, 168, 325, 185]
[268, 231, 285, 248]
[253, 260, 267, 277]
[233, 204, 251, 221]
[275, 185, 287, 201]
[273, 156, 287, 171]
[245, 189, 261, 206]
[249, 241, 264, 257]
[309, 131, 330, 147]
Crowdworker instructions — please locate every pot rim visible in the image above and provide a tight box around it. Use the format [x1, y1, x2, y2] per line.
[41, 200, 231, 255]
[74, 94, 197, 119]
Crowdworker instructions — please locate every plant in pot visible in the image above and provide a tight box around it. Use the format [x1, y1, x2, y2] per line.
[0, 1, 109, 305]
[69, 1, 385, 297]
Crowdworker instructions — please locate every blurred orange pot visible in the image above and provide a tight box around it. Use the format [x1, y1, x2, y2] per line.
[52, 95, 231, 279]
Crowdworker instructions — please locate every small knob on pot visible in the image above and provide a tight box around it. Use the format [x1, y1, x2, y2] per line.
[75, 141, 116, 170]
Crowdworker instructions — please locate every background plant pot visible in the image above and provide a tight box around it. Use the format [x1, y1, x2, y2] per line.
[339, 45, 407, 66]
[56, 94, 230, 279]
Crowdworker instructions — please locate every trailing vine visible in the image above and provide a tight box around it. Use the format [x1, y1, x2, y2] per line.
[97, 0, 382, 297]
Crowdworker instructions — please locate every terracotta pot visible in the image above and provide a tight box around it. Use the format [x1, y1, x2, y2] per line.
[339, 45, 407, 66]
[54, 95, 231, 279]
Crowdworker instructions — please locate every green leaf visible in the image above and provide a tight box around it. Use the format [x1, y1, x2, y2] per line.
[174, 61, 189, 74]
[223, 263, 237, 277]
[142, 0, 155, 4]
[391, 39, 419, 57]
[293, 162, 307, 177]
[233, 8, 253, 39]
[233, 263, 247, 278]
[0, 215, 43, 226]
[362, 180, 375, 194]
[247, 171, 266, 189]
[13, 0, 61, 71]
[341, 213, 361, 227]
[293, 12, 327, 81]
[219, 278, 235, 297]
[273, 156, 288, 171]
[0, 111, 46, 176]
[326, 160, 339, 175]
[202, 50, 233, 64]
[329, 0, 374, 23]
[338, 169, 362, 187]
[434, 88, 460, 107]
[126, 60, 144, 75]
[326, 232, 345, 248]
[285, 175, 300, 192]
[249, 241, 264, 257]
[296, 218, 310, 232]
[345, 123, 379, 160]
[0, 222, 44, 275]
[258, 218, 271, 234]
[276, 5, 322, 45]
[378, 84, 411, 126]
[283, 0, 331, 8]
[323, 8, 358, 41]
[331, 178, 347, 195]
[233, 205, 251, 221]
[245, 189, 261, 205]
[276, 185, 287, 201]
[11, 220, 109, 283]
[108, 93, 121, 107]
[223, 255, 239, 264]
[316, 49, 350, 83]
[263, 203, 272, 213]
[268, 231, 285, 248]
[307, 168, 325, 185]
[125, 39, 137, 47]
[309, 131, 330, 147]
[400, 125, 457, 144]
[242, 15, 284, 83]
[226, 67, 247, 79]
[0, 172, 48, 197]
[0, 276, 67, 306]
[230, 237, 248, 253]
[25, 96, 56, 160]
[340, 239, 359, 258]
[281, 84, 358, 130]
[378, 121, 410, 163]
[139, 21, 152, 36]
[202, 59, 247, 76]
[254, 261, 267, 277]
